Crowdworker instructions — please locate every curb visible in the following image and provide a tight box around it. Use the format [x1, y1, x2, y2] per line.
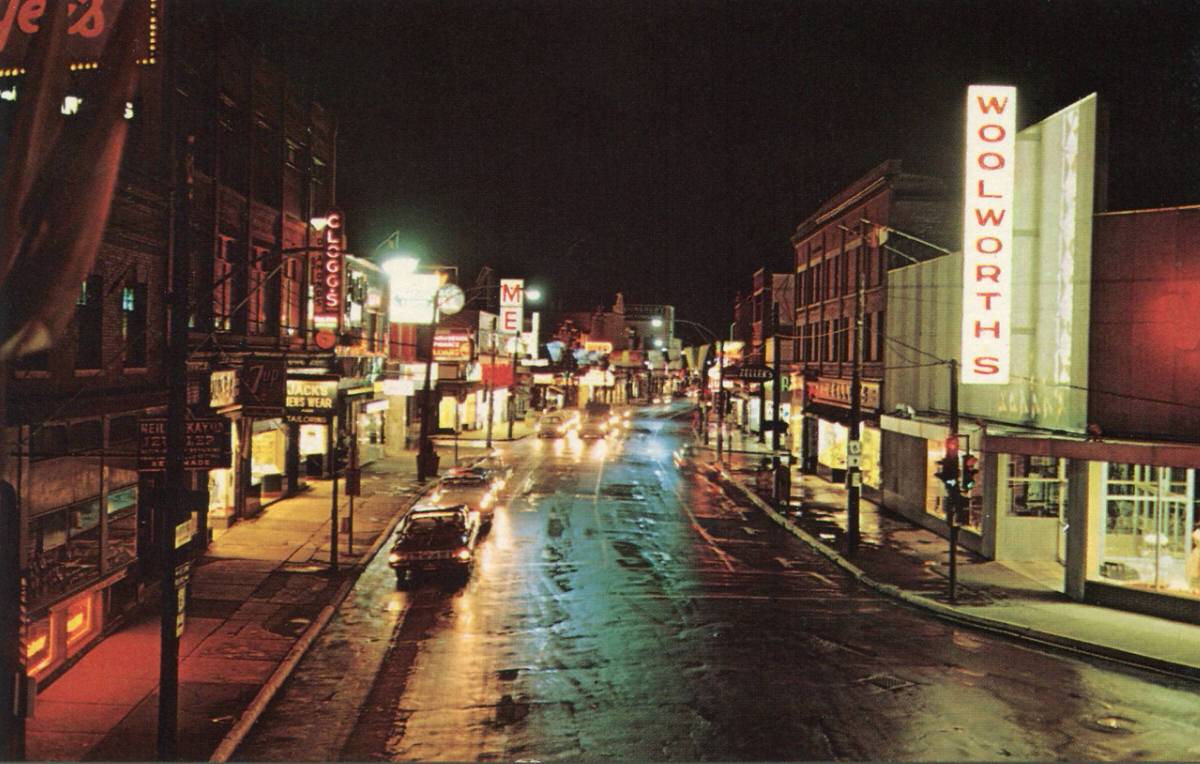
[210, 479, 433, 762]
[717, 465, 1200, 684]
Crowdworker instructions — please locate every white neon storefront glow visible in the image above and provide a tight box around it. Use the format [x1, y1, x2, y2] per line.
[961, 85, 1016, 384]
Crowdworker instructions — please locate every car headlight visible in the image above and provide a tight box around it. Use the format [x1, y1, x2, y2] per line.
[456, 548, 472, 561]
[388, 551, 401, 563]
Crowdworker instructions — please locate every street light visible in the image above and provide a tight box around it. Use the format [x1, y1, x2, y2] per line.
[673, 318, 725, 458]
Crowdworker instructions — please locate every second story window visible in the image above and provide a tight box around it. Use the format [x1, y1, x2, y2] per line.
[75, 275, 103, 370]
[121, 284, 148, 368]
[213, 237, 235, 332]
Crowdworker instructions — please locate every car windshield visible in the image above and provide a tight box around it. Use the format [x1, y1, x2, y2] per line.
[397, 516, 466, 546]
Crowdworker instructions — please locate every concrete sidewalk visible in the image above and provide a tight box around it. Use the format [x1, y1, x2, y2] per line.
[695, 426, 1200, 682]
[24, 452, 439, 762]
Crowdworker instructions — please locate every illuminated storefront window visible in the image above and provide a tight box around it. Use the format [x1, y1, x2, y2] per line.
[250, 419, 287, 486]
[817, 419, 881, 489]
[26, 616, 53, 677]
[1007, 456, 1066, 517]
[65, 595, 95, 648]
[105, 484, 138, 570]
[1095, 463, 1198, 597]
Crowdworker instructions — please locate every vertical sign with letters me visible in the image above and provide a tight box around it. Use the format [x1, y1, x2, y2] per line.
[499, 278, 524, 338]
[961, 85, 1016, 384]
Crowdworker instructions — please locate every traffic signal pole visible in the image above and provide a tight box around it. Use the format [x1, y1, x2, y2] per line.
[948, 359, 960, 603]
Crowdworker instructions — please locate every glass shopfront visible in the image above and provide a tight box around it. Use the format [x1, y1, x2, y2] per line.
[208, 421, 239, 526]
[1095, 462, 1199, 597]
[818, 419, 881, 489]
[250, 418, 288, 494]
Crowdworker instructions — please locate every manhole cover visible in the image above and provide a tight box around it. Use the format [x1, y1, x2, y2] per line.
[1081, 715, 1136, 734]
[855, 673, 916, 692]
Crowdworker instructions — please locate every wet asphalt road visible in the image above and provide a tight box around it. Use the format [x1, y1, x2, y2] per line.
[236, 407, 1200, 762]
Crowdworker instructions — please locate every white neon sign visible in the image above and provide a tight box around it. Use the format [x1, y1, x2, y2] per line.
[961, 85, 1016, 384]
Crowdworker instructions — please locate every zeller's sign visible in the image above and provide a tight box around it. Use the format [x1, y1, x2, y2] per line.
[961, 85, 1016, 384]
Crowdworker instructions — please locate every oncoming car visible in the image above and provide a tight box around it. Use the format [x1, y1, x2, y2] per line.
[388, 505, 480, 586]
[578, 418, 609, 440]
[537, 412, 574, 438]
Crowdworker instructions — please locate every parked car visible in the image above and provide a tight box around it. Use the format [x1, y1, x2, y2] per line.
[429, 473, 498, 527]
[475, 452, 513, 488]
[388, 505, 480, 586]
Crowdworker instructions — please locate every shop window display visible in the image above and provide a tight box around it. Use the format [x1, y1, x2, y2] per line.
[27, 498, 102, 606]
[106, 484, 138, 570]
[1098, 463, 1197, 596]
[26, 615, 53, 676]
[1007, 455, 1066, 518]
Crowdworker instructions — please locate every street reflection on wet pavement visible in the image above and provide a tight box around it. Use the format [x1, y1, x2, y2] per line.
[236, 411, 1200, 762]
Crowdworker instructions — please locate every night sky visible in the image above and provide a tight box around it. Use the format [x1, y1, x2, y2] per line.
[228, 0, 1200, 335]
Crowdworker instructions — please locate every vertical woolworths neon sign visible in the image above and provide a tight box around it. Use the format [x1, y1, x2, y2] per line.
[962, 85, 1016, 384]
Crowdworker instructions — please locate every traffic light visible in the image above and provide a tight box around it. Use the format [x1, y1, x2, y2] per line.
[934, 435, 959, 491]
[960, 454, 979, 494]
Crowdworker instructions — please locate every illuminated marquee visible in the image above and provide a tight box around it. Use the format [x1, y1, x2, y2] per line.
[313, 209, 344, 327]
[961, 85, 1016, 384]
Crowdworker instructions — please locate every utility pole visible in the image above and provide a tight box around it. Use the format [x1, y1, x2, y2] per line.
[0, 480, 25, 760]
[846, 226, 864, 553]
[507, 344, 518, 440]
[159, 124, 194, 763]
[772, 333, 782, 453]
[485, 334, 496, 448]
[327, 417, 338, 573]
[716, 339, 726, 463]
[948, 359, 960, 602]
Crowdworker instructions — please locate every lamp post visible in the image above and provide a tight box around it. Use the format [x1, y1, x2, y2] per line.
[672, 318, 722, 456]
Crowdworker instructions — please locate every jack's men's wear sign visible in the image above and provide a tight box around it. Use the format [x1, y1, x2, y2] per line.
[961, 85, 1016, 384]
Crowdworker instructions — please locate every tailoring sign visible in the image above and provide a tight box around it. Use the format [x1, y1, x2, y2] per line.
[499, 278, 524, 335]
[961, 85, 1016, 384]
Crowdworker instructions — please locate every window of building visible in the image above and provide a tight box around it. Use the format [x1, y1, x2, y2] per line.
[862, 313, 874, 361]
[106, 484, 138, 571]
[874, 311, 885, 362]
[1097, 463, 1197, 595]
[30, 425, 67, 461]
[213, 237, 235, 331]
[69, 420, 103, 454]
[253, 119, 281, 206]
[121, 283, 148, 367]
[109, 415, 138, 445]
[218, 96, 247, 192]
[247, 246, 270, 335]
[75, 275, 103, 369]
[1007, 455, 1066, 517]
[282, 255, 303, 336]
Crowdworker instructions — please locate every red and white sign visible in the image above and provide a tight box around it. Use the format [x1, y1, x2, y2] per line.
[961, 85, 1016, 384]
[499, 278, 524, 336]
[0, 0, 157, 77]
[313, 209, 344, 328]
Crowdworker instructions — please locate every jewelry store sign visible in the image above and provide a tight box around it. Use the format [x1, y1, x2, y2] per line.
[806, 379, 881, 411]
[138, 417, 232, 471]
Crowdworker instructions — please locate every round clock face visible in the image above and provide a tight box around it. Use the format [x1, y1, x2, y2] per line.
[436, 283, 465, 315]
